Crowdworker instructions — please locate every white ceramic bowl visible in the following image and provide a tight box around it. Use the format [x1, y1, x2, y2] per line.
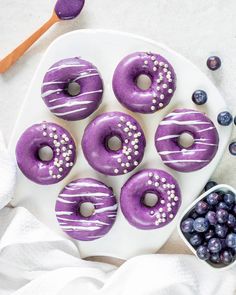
[178, 184, 236, 271]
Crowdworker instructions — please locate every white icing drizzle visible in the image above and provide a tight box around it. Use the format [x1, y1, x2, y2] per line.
[49, 100, 94, 111]
[160, 120, 211, 126]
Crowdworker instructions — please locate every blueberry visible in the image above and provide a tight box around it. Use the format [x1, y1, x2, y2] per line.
[189, 210, 199, 219]
[210, 253, 221, 264]
[196, 245, 210, 260]
[227, 214, 236, 228]
[229, 142, 236, 156]
[181, 218, 194, 233]
[204, 229, 215, 240]
[193, 217, 209, 232]
[234, 116, 236, 126]
[217, 202, 231, 211]
[224, 192, 235, 205]
[216, 209, 229, 223]
[217, 111, 233, 126]
[206, 211, 217, 225]
[226, 233, 236, 248]
[220, 238, 227, 249]
[195, 201, 209, 215]
[206, 192, 220, 206]
[192, 90, 208, 105]
[233, 205, 236, 215]
[215, 224, 228, 238]
[189, 233, 202, 247]
[207, 56, 221, 71]
[220, 249, 234, 265]
[204, 181, 217, 192]
[208, 238, 222, 253]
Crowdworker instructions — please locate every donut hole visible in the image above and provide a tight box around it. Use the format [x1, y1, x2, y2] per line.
[142, 192, 159, 208]
[136, 74, 152, 90]
[79, 202, 95, 218]
[178, 132, 195, 148]
[38, 146, 53, 162]
[106, 135, 122, 152]
[67, 81, 81, 96]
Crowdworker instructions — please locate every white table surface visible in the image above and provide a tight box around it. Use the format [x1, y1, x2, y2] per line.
[0, 0, 236, 260]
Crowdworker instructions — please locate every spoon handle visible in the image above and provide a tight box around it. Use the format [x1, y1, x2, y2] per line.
[0, 12, 59, 74]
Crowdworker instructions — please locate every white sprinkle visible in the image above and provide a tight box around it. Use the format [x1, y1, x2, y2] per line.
[161, 200, 165, 204]
[169, 214, 174, 219]
[123, 169, 128, 174]
[57, 175, 61, 179]
[134, 161, 138, 166]
[172, 202, 176, 206]
[155, 175, 159, 180]
[160, 94, 164, 100]
[161, 178, 166, 183]
[43, 132, 47, 137]
[148, 172, 153, 177]
[151, 106, 156, 111]
[128, 156, 132, 160]
[134, 151, 139, 155]
[117, 158, 122, 163]
[152, 99, 157, 104]
[154, 60, 158, 65]
[120, 116, 125, 121]
[54, 135, 58, 139]
[144, 60, 148, 65]
[134, 145, 139, 149]
[69, 145, 73, 149]
[42, 124, 47, 130]
[151, 56, 156, 61]
[153, 67, 157, 71]
[59, 168, 63, 172]
[52, 127, 56, 132]
[118, 123, 122, 127]
[156, 86, 160, 91]
[124, 127, 129, 132]
[159, 208, 163, 213]
[168, 89, 173, 94]
[125, 139, 129, 144]
[49, 133, 53, 138]
[65, 157, 70, 161]
[174, 196, 179, 201]
[114, 169, 119, 174]
[159, 103, 164, 108]
[128, 132, 132, 137]
[126, 163, 130, 168]
[153, 93, 157, 97]
[49, 170, 53, 175]
[155, 182, 159, 187]
[148, 180, 152, 185]
[53, 175, 56, 179]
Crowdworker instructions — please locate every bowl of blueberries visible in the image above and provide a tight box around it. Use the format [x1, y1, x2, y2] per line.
[179, 182, 236, 270]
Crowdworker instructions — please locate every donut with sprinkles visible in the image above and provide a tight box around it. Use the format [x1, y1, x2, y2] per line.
[55, 178, 118, 241]
[112, 51, 176, 113]
[120, 169, 181, 229]
[41, 57, 103, 121]
[155, 108, 219, 172]
[82, 112, 146, 176]
[15, 122, 76, 184]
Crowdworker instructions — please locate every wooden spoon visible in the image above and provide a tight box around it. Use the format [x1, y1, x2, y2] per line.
[0, 0, 85, 74]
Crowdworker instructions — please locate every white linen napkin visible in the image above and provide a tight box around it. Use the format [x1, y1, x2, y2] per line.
[0, 133, 236, 295]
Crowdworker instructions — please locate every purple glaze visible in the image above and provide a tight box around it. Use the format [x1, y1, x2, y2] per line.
[112, 51, 176, 113]
[42, 57, 103, 121]
[55, 0, 85, 20]
[55, 178, 118, 241]
[16, 122, 76, 185]
[155, 108, 219, 172]
[120, 169, 181, 229]
[82, 112, 146, 176]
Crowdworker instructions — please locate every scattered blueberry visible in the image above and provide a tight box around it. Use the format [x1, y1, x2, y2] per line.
[204, 229, 215, 241]
[234, 116, 236, 126]
[206, 192, 220, 206]
[192, 90, 208, 105]
[196, 245, 210, 260]
[195, 201, 209, 215]
[217, 111, 233, 126]
[220, 249, 234, 265]
[216, 209, 229, 224]
[190, 234, 202, 247]
[224, 192, 235, 205]
[207, 56, 221, 71]
[215, 224, 228, 238]
[204, 181, 217, 192]
[233, 205, 236, 215]
[181, 218, 194, 233]
[210, 253, 220, 264]
[208, 238, 222, 253]
[226, 233, 236, 248]
[193, 217, 209, 232]
[227, 214, 236, 228]
[229, 142, 236, 156]
[206, 211, 217, 225]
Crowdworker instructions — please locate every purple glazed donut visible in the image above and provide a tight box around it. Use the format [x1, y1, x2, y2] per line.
[155, 108, 219, 172]
[120, 169, 181, 229]
[82, 112, 146, 176]
[55, 178, 118, 241]
[15, 122, 76, 185]
[112, 51, 176, 113]
[41, 57, 103, 121]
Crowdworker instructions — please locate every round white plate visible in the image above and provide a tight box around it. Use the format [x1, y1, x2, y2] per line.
[9, 29, 232, 259]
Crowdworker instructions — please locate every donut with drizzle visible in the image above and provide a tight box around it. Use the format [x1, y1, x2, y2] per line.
[112, 51, 176, 113]
[41, 57, 103, 121]
[82, 112, 146, 176]
[55, 178, 118, 241]
[155, 108, 219, 172]
[15, 122, 76, 185]
[120, 169, 181, 229]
